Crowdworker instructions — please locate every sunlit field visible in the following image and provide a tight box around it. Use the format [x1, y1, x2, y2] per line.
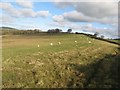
[2, 34, 119, 88]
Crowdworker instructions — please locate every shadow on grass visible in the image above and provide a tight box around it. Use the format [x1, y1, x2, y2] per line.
[67, 53, 120, 88]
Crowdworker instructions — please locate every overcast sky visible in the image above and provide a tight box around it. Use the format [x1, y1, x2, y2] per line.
[0, 0, 119, 38]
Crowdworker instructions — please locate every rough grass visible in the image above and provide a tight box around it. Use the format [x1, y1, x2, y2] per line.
[2, 34, 119, 88]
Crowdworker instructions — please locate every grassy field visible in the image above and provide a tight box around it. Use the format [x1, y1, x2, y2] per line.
[2, 34, 119, 88]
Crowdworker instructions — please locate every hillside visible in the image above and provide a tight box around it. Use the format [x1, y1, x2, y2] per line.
[0, 27, 19, 35]
[1, 27, 119, 45]
[2, 34, 119, 88]
[0, 27, 17, 30]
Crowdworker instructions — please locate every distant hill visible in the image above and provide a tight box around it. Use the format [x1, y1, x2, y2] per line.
[0, 27, 18, 30]
[0, 27, 19, 35]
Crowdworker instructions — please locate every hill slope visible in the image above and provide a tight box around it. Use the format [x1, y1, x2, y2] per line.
[0, 27, 17, 30]
[2, 34, 119, 88]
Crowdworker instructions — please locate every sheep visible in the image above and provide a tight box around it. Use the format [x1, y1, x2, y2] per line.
[50, 43, 53, 46]
[38, 45, 39, 47]
[75, 41, 77, 43]
[89, 41, 91, 43]
[58, 42, 61, 45]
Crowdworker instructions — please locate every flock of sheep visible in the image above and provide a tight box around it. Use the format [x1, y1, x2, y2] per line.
[37, 40, 92, 47]
[50, 42, 61, 46]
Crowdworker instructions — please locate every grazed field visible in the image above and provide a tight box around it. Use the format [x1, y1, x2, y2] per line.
[2, 34, 119, 88]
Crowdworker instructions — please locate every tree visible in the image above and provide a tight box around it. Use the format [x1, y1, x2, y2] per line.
[94, 32, 99, 37]
[47, 28, 62, 33]
[101, 35, 104, 39]
[55, 28, 62, 33]
[67, 29, 72, 33]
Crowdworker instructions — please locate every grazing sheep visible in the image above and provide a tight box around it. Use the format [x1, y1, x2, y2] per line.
[58, 42, 61, 45]
[50, 43, 53, 46]
[75, 41, 77, 43]
[38, 45, 39, 47]
[89, 41, 91, 43]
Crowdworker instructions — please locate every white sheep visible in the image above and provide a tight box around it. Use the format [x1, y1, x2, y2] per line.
[89, 41, 91, 43]
[58, 42, 61, 45]
[50, 43, 53, 46]
[38, 45, 39, 47]
[75, 41, 77, 43]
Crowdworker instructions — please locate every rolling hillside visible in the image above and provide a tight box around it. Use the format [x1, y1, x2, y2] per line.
[2, 34, 120, 88]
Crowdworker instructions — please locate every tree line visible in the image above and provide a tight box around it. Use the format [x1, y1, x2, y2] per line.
[2, 29, 41, 35]
[1, 28, 72, 35]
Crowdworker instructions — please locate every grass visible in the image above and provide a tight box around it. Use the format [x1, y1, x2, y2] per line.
[108, 39, 120, 44]
[2, 34, 119, 88]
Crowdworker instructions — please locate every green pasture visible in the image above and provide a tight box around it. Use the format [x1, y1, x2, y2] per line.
[2, 34, 119, 88]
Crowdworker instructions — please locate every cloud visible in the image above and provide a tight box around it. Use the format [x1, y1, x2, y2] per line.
[20, 9, 36, 17]
[63, 11, 94, 22]
[74, 2, 117, 18]
[53, 2, 118, 25]
[52, 15, 64, 22]
[16, 0, 33, 8]
[0, 14, 15, 24]
[49, 21, 93, 31]
[0, 2, 21, 17]
[0, 2, 51, 18]
[62, 10, 118, 24]
[53, 0, 119, 2]
[54, 2, 72, 8]
[0, 2, 12, 10]
[37, 11, 51, 17]
[20, 9, 51, 18]
[49, 19, 118, 38]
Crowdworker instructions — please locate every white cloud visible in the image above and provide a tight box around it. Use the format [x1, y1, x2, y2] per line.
[52, 15, 64, 22]
[0, 14, 15, 24]
[53, 0, 119, 2]
[20, 9, 51, 18]
[0, 2, 12, 10]
[53, 2, 118, 25]
[0, 2, 21, 17]
[49, 21, 93, 31]
[0, 2, 51, 18]
[74, 2, 117, 18]
[37, 11, 51, 17]
[16, 0, 33, 8]
[54, 2, 72, 8]
[20, 9, 36, 17]
[49, 20, 118, 38]
[62, 10, 118, 24]
[63, 11, 95, 22]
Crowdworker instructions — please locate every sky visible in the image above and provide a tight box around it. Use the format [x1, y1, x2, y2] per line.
[0, 0, 119, 39]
